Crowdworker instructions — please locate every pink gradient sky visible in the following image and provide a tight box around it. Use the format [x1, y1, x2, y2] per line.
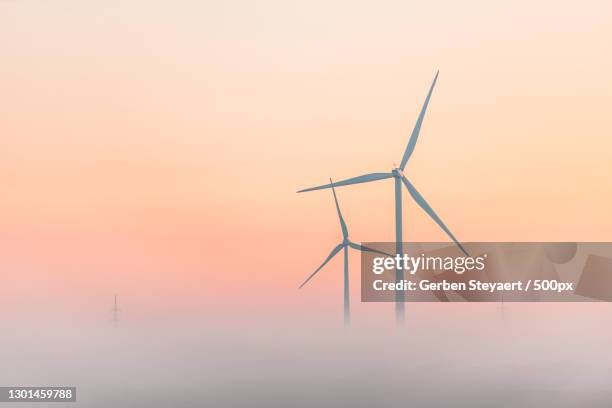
[1, 1, 611, 324]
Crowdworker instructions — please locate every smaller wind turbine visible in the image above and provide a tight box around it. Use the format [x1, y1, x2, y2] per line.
[112, 294, 120, 323]
[299, 179, 389, 326]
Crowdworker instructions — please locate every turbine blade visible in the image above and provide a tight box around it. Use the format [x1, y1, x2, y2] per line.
[330, 178, 348, 239]
[399, 71, 439, 170]
[299, 243, 344, 288]
[297, 173, 392, 193]
[400, 175, 469, 256]
[348, 241, 393, 258]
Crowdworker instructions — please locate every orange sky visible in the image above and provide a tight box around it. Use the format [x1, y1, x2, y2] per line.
[1, 1, 611, 323]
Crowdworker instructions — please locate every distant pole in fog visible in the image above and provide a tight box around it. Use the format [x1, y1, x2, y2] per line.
[112, 294, 120, 323]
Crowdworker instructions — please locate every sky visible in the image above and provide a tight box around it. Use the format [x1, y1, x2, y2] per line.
[1, 0, 611, 326]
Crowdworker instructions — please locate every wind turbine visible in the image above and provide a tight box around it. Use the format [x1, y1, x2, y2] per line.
[299, 179, 389, 327]
[298, 71, 468, 324]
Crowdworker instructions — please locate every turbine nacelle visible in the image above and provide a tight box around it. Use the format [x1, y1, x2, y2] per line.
[391, 167, 405, 178]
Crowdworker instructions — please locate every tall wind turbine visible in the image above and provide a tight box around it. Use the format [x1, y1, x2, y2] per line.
[299, 179, 389, 327]
[298, 72, 468, 324]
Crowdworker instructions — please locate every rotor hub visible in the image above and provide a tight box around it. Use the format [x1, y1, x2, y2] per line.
[392, 167, 404, 178]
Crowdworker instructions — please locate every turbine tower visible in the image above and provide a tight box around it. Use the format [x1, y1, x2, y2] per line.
[299, 179, 389, 327]
[112, 294, 120, 323]
[298, 72, 468, 324]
